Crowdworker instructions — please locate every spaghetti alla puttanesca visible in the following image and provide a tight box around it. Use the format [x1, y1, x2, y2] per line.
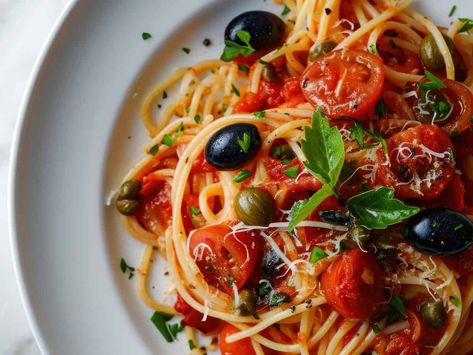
[114, 1, 473, 354]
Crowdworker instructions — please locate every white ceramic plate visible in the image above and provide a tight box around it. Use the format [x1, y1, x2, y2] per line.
[9, 0, 471, 354]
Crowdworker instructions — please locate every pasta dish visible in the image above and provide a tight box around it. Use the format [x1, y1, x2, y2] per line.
[114, 0, 473, 354]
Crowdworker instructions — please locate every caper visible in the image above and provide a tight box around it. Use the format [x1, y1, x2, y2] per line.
[237, 289, 257, 315]
[420, 300, 447, 329]
[262, 64, 278, 82]
[116, 199, 140, 216]
[420, 34, 454, 71]
[414, 89, 451, 124]
[118, 180, 142, 200]
[270, 144, 295, 161]
[309, 41, 337, 61]
[235, 188, 275, 226]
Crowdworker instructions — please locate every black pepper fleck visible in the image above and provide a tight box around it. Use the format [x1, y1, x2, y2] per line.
[203, 38, 211, 46]
[325, 8, 332, 15]
[302, 77, 309, 88]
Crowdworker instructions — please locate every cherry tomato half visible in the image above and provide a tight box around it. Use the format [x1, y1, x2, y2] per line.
[321, 248, 384, 319]
[188, 224, 262, 294]
[301, 49, 385, 119]
[220, 323, 256, 355]
[378, 124, 455, 200]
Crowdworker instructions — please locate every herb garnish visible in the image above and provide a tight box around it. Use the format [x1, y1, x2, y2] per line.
[150, 312, 184, 342]
[288, 109, 419, 232]
[120, 257, 135, 279]
[284, 165, 299, 179]
[238, 63, 249, 73]
[419, 71, 447, 91]
[347, 188, 420, 230]
[142, 32, 152, 40]
[149, 144, 159, 156]
[391, 296, 407, 317]
[190, 206, 201, 216]
[309, 247, 328, 263]
[194, 114, 201, 124]
[233, 170, 252, 183]
[368, 44, 377, 54]
[226, 278, 235, 286]
[281, 5, 291, 16]
[449, 5, 457, 17]
[375, 99, 386, 117]
[220, 30, 256, 62]
[458, 18, 473, 33]
[182, 47, 191, 54]
[188, 340, 196, 350]
[237, 132, 252, 153]
[254, 111, 265, 118]
[432, 100, 451, 119]
[232, 84, 240, 97]
[450, 295, 462, 308]
[162, 122, 184, 147]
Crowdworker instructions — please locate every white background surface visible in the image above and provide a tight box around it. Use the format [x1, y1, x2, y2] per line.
[1, 1, 69, 353]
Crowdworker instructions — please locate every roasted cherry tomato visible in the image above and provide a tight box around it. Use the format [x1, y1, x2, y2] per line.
[384, 310, 422, 355]
[413, 79, 473, 135]
[188, 224, 262, 294]
[320, 248, 384, 319]
[301, 49, 385, 119]
[377, 124, 455, 200]
[379, 40, 422, 74]
[220, 323, 256, 355]
[174, 294, 220, 334]
[263, 157, 321, 192]
[136, 179, 172, 233]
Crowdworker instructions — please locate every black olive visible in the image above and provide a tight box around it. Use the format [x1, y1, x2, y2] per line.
[225, 11, 286, 51]
[404, 208, 473, 256]
[262, 248, 281, 275]
[205, 123, 261, 170]
[317, 210, 353, 226]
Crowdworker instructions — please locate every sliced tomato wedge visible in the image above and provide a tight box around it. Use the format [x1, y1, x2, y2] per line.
[137, 179, 172, 233]
[301, 49, 385, 119]
[263, 157, 322, 191]
[320, 248, 384, 319]
[220, 323, 256, 355]
[377, 124, 455, 200]
[188, 224, 262, 294]
[174, 294, 220, 334]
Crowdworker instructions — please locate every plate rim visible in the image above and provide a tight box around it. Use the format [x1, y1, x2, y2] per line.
[8, 0, 79, 353]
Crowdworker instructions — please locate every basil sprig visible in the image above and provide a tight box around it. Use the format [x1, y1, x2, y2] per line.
[288, 108, 419, 232]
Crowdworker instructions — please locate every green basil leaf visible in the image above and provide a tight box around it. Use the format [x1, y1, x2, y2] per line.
[220, 30, 256, 62]
[347, 187, 420, 229]
[301, 108, 345, 187]
[309, 247, 328, 263]
[288, 184, 333, 232]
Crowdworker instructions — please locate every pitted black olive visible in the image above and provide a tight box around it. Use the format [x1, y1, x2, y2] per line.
[317, 210, 353, 226]
[404, 208, 473, 256]
[205, 123, 261, 170]
[262, 248, 281, 276]
[225, 11, 286, 50]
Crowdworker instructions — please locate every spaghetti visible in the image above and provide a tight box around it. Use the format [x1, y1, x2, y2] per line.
[115, 1, 473, 354]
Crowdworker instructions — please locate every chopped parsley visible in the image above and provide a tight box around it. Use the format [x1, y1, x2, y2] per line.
[232, 84, 240, 97]
[450, 295, 462, 308]
[458, 18, 473, 33]
[162, 91, 168, 99]
[449, 5, 457, 17]
[375, 99, 386, 117]
[309, 247, 328, 263]
[194, 114, 201, 124]
[220, 30, 256, 62]
[281, 5, 291, 16]
[238, 63, 249, 73]
[190, 206, 201, 216]
[269, 292, 291, 307]
[432, 100, 451, 119]
[368, 44, 377, 54]
[142, 32, 152, 40]
[233, 170, 252, 183]
[237, 132, 252, 153]
[254, 111, 265, 118]
[454, 224, 464, 231]
[391, 295, 407, 317]
[120, 258, 135, 279]
[188, 340, 196, 350]
[150, 312, 184, 342]
[226, 278, 235, 286]
[372, 323, 382, 334]
[283, 165, 299, 179]
[149, 144, 159, 156]
[182, 47, 191, 54]
[162, 122, 184, 147]
[419, 71, 447, 91]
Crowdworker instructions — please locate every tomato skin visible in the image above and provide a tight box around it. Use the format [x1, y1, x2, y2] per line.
[234, 92, 266, 113]
[443, 246, 473, 277]
[263, 157, 322, 191]
[379, 42, 422, 74]
[137, 180, 172, 233]
[188, 224, 262, 294]
[191, 154, 217, 173]
[385, 333, 420, 355]
[378, 124, 455, 200]
[427, 174, 465, 212]
[301, 49, 385, 119]
[321, 249, 384, 319]
[280, 76, 306, 107]
[220, 323, 256, 355]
